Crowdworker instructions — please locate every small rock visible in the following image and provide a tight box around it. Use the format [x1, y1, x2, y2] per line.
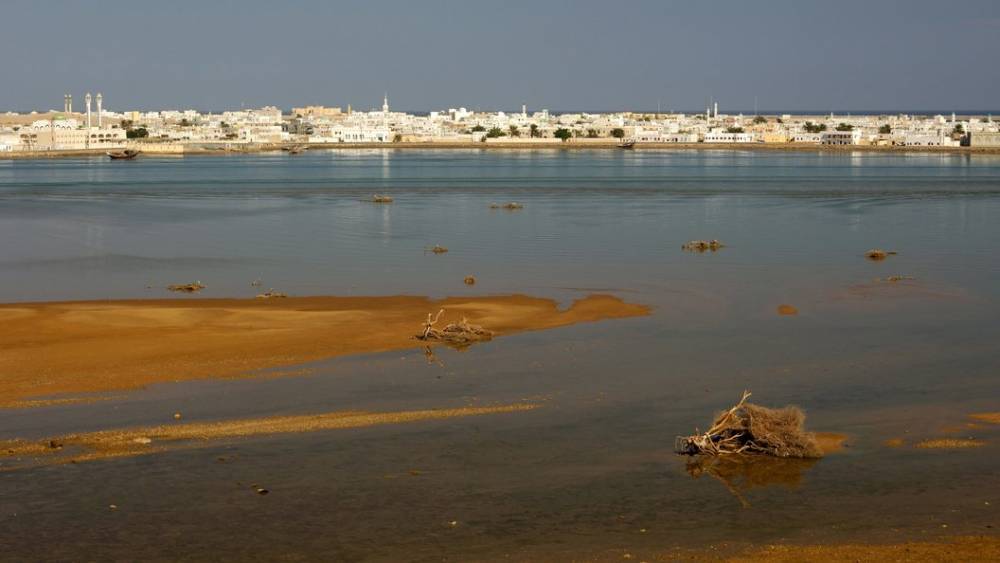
[777, 304, 798, 316]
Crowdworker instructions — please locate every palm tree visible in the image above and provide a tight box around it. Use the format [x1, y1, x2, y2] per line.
[509, 125, 520, 137]
[529, 124, 540, 138]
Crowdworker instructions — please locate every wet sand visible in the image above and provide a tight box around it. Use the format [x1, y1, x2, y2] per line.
[0, 293, 648, 407]
[1, 403, 538, 468]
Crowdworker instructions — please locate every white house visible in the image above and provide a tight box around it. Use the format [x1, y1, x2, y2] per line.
[703, 131, 755, 143]
[820, 130, 862, 145]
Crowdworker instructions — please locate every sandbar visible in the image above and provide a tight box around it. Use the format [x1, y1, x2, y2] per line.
[0, 293, 648, 407]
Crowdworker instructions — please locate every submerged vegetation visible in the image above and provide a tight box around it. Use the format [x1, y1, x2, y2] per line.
[167, 282, 206, 293]
[682, 239, 725, 252]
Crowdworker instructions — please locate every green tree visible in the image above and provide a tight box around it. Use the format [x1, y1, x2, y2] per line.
[878, 124, 892, 134]
[393, 133, 403, 142]
[803, 122, 827, 133]
[952, 123, 965, 135]
[471, 125, 486, 132]
[120, 119, 134, 130]
[752, 115, 767, 124]
[485, 127, 506, 138]
[835, 123, 854, 131]
[179, 118, 191, 127]
[726, 126, 745, 134]
[126, 127, 149, 139]
[508, 125, 520, 137]
[553, 128, 573, 142]
[610, 128, 625, 139]
[529, 124, 540, 138]
[586, 129, 599, 138]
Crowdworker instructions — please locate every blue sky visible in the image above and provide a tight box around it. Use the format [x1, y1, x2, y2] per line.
[1, 0, 998, 112]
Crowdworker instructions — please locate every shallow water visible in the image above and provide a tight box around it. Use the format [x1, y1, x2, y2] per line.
[1, 150, 999, 560]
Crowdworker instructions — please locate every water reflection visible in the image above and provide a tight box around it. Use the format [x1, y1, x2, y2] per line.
[684, 454, 819, 508]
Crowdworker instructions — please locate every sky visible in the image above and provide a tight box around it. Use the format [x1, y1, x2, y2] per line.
[1, 0, 998, 113]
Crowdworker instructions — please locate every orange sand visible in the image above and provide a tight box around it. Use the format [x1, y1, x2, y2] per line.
[970, 412, 1000, 424]
[724, 535, 1000, 562]
[0, 294, 649, 407]
[915, 438, 986, 449]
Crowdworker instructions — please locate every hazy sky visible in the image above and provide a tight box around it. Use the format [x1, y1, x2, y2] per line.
[2, 0, 998, 113]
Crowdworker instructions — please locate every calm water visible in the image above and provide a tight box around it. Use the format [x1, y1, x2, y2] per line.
[1, 150, 999, 560]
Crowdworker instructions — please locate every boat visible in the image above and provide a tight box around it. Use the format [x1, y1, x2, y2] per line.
[107, 149, 140, 160]
[617, 139, 636, 149]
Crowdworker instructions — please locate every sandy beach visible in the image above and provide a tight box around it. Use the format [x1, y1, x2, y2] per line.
[0, 293, 648, 407]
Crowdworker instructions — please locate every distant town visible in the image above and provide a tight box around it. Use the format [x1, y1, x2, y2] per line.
[2, 93, 999, 154]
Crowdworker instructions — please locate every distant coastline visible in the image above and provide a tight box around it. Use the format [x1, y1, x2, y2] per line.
[5, 141, 1000, 159]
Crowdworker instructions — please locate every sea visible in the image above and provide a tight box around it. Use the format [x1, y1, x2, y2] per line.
[1, 149, 998, 560]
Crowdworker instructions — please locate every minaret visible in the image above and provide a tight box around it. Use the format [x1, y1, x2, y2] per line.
[85, 92, 92, 129]
[63, 94, 70, 113]
[714, 101, 719, 118]
[96, 93, 103, 128]
[382, 93, 389, 114]
[522, 104, 527, 118]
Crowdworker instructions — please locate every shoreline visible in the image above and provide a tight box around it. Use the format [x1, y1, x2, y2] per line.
[4, 141, 1000, 159]
[0, 293, 649, 408]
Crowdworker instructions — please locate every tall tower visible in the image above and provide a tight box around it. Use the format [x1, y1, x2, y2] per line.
[63, 94, 71, 113]
[85, 92, 92, 129]
[382, 93, 389, 114]
[714, 102, 719, 118]
[522, 104, 527, 118]
[96, 93, 103, 128]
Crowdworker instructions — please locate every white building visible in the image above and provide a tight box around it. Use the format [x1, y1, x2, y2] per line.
[820, 130, 862, 145]
[703, 130, 755, 143]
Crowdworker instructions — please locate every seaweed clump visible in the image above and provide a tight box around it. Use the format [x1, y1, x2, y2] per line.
[255, 289, 288, 299]
[876, 275, 914, 283]
[675, 391, 823, 459]
[167, 282, 206, 293]
[682, 240, 725, 252]
[416, 309, 494, 348]
[490, 202, 524, 210]
[865, 248, 897, 261]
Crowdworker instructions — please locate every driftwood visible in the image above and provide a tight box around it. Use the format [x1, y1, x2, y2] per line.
[167, 282, 206, 293]
[675, 391, 823, 459]
[682, 240, 725, 252]
[416, 309, 494, 347]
